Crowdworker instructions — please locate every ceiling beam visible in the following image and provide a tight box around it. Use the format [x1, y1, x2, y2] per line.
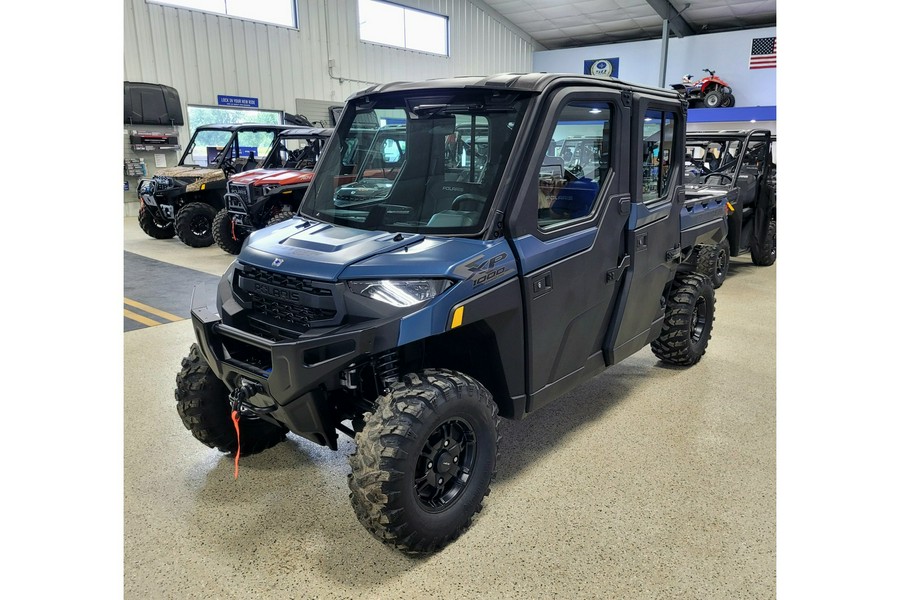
[644, 0, 696, 38]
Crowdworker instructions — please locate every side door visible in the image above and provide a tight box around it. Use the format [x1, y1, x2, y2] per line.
[606, 97, 685, 363]
[506, 88, 632, 413]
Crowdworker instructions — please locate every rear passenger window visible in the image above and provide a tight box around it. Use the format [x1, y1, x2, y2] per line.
[536, 101, 612, 230]
[641, 110, 677, 201]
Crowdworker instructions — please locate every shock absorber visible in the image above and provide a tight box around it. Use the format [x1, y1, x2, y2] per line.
[373, 350, 400, 391]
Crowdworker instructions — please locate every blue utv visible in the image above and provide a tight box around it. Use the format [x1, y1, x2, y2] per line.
[176, 73, 729, 554]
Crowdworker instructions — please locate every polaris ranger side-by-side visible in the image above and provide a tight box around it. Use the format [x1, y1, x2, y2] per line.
[213, 127, 333, 255]
[175, 74, 729, 554]
[137, 123, 290, 247]
[684, 129, 776, 287]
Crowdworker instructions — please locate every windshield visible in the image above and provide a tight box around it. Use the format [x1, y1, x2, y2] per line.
[300, 90, 529, 234]
[683, 138, 745, 184]
[180, 129, 278, 168]
[265, 135, 328, 169]
[181, 129, 234, 167]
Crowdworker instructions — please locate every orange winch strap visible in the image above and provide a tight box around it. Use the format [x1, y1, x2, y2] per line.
[231, 410, 241, 479]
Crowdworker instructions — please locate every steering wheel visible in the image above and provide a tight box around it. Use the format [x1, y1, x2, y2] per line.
[288, 149, 303, 162]
[221, 157, 236, 175]
[702, 172, 733, 185]
[450, 193, 486, 212]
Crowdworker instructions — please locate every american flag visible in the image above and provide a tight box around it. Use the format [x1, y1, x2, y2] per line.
[750, 37, 776, 69]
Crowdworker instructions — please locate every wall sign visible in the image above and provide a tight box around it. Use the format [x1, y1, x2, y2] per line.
[217, 94, 259, 108]
[584, 58, 619, 78]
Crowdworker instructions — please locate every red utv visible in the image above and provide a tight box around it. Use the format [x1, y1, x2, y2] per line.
[213, 127, 332, 254]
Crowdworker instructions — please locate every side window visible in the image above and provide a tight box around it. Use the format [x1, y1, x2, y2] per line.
[537, 101, 613, 230]
[641, 109, 677, 201]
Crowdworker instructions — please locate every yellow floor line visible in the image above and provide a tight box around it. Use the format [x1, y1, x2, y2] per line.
[124, 309, 162, 327]
[124, 297, 183, 322]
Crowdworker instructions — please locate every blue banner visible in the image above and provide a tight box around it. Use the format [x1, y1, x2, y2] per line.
[217, 94, 259, 108]
[584, 58, 619, 78]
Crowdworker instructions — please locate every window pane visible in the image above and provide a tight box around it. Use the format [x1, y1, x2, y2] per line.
[227, 0, 295, 27]
[641, 110, 677, 201]
[150, 1, 294, 27]
[404, 9, 447, 54]
[538, 102, 612, 229]
[156, 0, 225, 15]
[359, 0, 405, 47]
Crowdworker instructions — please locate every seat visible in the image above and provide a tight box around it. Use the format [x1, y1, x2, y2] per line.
[243, 151, 257, 172]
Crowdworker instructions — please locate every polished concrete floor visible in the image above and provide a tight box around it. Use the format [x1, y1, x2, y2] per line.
[124, 217, 776, 599]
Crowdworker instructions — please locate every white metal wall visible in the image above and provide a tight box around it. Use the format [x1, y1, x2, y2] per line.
[124, 0, 536, 123]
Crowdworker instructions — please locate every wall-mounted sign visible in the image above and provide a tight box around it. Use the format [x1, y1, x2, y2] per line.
[584, 58, 619, 78]
[217, 94, 259, 108]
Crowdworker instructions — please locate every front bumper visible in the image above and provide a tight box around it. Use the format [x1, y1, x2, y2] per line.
[190, 283, 401, 448]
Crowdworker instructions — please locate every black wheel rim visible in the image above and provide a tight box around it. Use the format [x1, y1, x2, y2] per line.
[414, 418, 477, 512]
[716, 248, 728, 278]
[191, 215, 212, 236]
[690, 296, 709, 344]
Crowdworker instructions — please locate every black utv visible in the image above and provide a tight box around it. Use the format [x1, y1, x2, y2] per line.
[683, 129, 776, 287]
[176, 73, 729, 555]
[137, 123, 290, 247]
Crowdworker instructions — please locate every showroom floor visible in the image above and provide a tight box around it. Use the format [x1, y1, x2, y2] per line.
[123, 216, 776, 599]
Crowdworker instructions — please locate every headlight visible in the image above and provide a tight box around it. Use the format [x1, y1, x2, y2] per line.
[263, 184, 281, 195]
[347, 279, 452, 307]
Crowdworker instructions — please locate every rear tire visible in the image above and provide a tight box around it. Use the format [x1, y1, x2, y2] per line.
[348, 369, 500, 555]
[175, 344, 287, 455]
[751, 219, 776, 266]
[212, 208, 246, 255]
[697, 240, 730, 289]
[138, 205, 175, 239]
[722, 93, 736, 107]
[651, 273, 715, 366]
[174, 202, 218, 248]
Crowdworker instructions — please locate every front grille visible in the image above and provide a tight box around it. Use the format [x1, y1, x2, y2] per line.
[241, 265, 333, 297]
[230, 183, 252, 203]
[247, 296, 336, 328]
[236, 264, 339, 334]
[151, 176, 172, 191]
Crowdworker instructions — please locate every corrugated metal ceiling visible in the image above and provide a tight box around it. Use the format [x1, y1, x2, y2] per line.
[482, 0, 776, 49]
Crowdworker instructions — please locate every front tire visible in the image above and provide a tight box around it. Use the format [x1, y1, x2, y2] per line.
[174, 202, 218, 248]
[651, 273, 716, 366]
[266, 204, 295, 227]
[212, 208, 246, 255]
[751, 219, 776, 266]
[175, 344, 287, 455]
[697, 240, 730, 289]
[348, 369, 500, 555]
[138, 205, 175, 239]
[704, 90, 724, 108]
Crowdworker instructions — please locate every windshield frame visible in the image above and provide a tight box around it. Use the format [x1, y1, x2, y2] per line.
[178, 128, 237, 168]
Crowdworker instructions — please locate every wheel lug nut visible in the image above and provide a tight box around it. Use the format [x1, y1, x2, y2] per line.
[438, 478, 444, 485]
[427, 462, 433, 469]
[443, 440, 449, 447]
[453, 456, 458, 463]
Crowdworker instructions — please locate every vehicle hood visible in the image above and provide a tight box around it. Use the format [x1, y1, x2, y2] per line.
[229, 168, 314, 186]
[154, 165, 225, 192]
[238, 218, 499, 282]
[154, 165, 220, 180]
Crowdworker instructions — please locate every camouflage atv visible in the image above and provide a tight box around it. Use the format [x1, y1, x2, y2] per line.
[137, 123, 290, 247]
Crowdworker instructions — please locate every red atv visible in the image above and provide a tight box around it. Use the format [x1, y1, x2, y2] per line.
[671, 68, 735, 108]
